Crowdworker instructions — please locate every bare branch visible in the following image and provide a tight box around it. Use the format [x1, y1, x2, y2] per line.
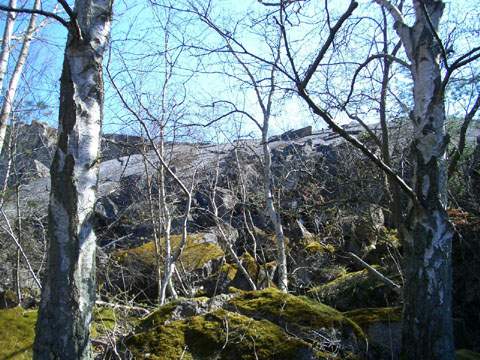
[348, 252, 401, 289]
[296, 86, 418, 204]
[0, 4, 69, 28]
[448, 93, 480, 175]
[343, 53, 409, 107]
[301, 0, 358, 89]
[419, 1, 449, 69]
[373, 0, 405, 26]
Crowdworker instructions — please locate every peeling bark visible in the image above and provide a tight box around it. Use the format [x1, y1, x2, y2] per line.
[377, 0, 455, 358]
[33, 1, 113, 359]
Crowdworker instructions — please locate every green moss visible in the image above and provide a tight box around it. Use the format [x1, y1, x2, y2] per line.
[304, 240, 336, 254]
[182, 242, 224, 272]
[0, 307, 37, 359]
[136, 301, 180, 331]
[343, 307, 401, 328]
[91, 307, 117, 338]
[234, 253, 276, 289]
[126, 290, 367, 359]
[308, 269, 399, 311]
[377, 227, 400, 247]
[127, 308, 314, 360]
[0, 306, 134, 359]
[228, 288, 363, 338]
[456, 349, 480, 360]
[219, 262, 238, 281]
[0, 289, 18, 308]
[115, 233, 224, 272]
[128, 316, 190, 359]
[253, 227, 290, 246]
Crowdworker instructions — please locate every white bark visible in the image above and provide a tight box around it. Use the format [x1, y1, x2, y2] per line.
[0, 0, 40, 155]
[0, 0, 16, 93]
[377, 1, 455, 358]
[262, 130, 288, 292]
[33, 0, 113, 358]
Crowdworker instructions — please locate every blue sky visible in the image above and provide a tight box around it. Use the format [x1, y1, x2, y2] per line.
[1, 0, 479, 141]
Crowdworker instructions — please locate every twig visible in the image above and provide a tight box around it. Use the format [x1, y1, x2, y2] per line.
[347, 252, 400, 289]
[95, 300, 151, 316]
[0, 4, 69, 28]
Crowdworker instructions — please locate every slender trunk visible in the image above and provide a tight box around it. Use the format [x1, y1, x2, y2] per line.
[158, 133, 174, 305]
[379, 11, 402, 228]
[143, 152, 163, 303]
[15, 181, 22, 305]
[160, 192, 191, 304]
[0, 0, 40, 155]
[394, 1, 454, 357]
[0, 0, 16, 91]
[33, 1, 113, 358]
[235, 149, 258, 260]
[262, 130, 287, 292]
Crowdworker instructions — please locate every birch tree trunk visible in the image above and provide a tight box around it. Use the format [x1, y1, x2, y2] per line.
[377, 0, 455, 358]
[0, 0, 16, 94]
[0, 0, 40, 155]
[33, 1, 113, 358]
[262, 127, 288, 292]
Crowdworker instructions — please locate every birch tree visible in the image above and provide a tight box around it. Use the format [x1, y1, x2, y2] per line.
[0, 0, 17, 95]
[0, 0, 41, 155]
[374, 0, 462, 357]
[176, 0, 291, 291]
[273, 0, 478, 357]
[106, 7, 196, 304]
[0, 0, 118, 358]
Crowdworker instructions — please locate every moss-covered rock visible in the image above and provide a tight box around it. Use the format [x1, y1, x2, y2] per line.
[228, 253, 276, 292]
[0, 306, 128, 359]
[344, 307, 401, 327]
[126, 289, 365, 359]
[228, 288, 360, 334]
[308, 269, 400, 311]
[304, 240, 336, 255]
[0, 307, 37, 359]
[91, 307, 118, 338]
[227, 289, 366, 356]
[128, 309, 316, 360]
[0, 290, 18, 309]
[115, 233, 224, 273]
[110, 233, 225, 300]
[344, 307, 402, 359]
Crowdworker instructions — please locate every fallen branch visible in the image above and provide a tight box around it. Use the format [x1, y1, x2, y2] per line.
[347, 252, 401, 290]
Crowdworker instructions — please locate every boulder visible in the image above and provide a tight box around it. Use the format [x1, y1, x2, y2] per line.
[308, 269, 401, 311]
[126, 288, 365, 360]
[269, 126, 313, 142]
[344, 307, 402, 360]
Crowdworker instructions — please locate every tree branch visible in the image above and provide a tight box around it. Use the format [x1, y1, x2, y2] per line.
[0, 4, 69, 28]
[296, 85, 418, 204]
[301, 0, 358, 89]
[348, 252, 401, 289]
[343, 53, 409, 107]
[373, 0, 405, 26]
[419, 1, 449, 70]
[448, 93, 480, 175]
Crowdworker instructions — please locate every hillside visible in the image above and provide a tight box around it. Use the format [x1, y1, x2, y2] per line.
[0, 121, 479, 359]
